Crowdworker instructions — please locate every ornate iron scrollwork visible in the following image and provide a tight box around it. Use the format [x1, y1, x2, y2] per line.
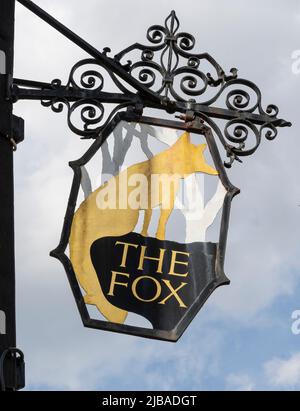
[112, 11, 291, 166]
[114, 10, 238, 102]
[40, 59, 135, 138]
[12, 9, 291, 164]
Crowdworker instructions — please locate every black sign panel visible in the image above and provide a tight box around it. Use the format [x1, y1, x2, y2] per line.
[91, 233, 220, 331]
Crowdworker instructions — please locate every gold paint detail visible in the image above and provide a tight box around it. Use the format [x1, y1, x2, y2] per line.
[137, 246, 166, 273]
[132, 276, 162, 303]
[69, 131, 218, 323]
[108, 271, 130, 297]
[115, 241, 139, 268]
[169, 250, 190, 277]
[158, 280, 188, 308]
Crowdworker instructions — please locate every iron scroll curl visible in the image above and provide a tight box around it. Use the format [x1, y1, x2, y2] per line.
[12, 8, 291, 165]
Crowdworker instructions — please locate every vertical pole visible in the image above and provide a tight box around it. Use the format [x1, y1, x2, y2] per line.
[0, 0, 18, 391]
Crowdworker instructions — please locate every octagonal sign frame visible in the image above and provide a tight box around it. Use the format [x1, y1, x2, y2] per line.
[50, 110, 240, 342]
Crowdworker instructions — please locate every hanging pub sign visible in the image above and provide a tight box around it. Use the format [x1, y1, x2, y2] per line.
[51, 113, 239, 341]
[0, 0, 292, 393]
[41, 10, 291, 341]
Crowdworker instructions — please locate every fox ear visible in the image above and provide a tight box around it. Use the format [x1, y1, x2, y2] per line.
[176, 131, 190, 144]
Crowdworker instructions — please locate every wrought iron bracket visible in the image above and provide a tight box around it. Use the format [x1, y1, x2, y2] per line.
[13, 1, 291, 166]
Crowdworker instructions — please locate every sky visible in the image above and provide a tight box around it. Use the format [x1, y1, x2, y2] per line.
[8, 0, 300, 390]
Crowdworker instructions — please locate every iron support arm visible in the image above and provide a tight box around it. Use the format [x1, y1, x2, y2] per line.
[16, 0, 161, 104]
[11, 80, 291, 128]
[11, 84, 138, 105]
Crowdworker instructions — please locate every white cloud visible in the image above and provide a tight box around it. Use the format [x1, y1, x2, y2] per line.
[264, 353, 300, 388]
[226, 373, 255, 391]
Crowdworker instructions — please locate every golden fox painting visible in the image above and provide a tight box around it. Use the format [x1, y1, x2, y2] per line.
[69, 131, 219, 324]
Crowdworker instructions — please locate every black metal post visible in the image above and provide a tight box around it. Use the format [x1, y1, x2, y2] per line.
[0, 0, 24, 391]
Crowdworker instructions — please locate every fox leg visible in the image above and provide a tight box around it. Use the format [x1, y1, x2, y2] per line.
[73, 245, 128, 324]
[141, 208, 152, 237]
[156, 180, 179, 240]
[156, 208, 173, 240]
